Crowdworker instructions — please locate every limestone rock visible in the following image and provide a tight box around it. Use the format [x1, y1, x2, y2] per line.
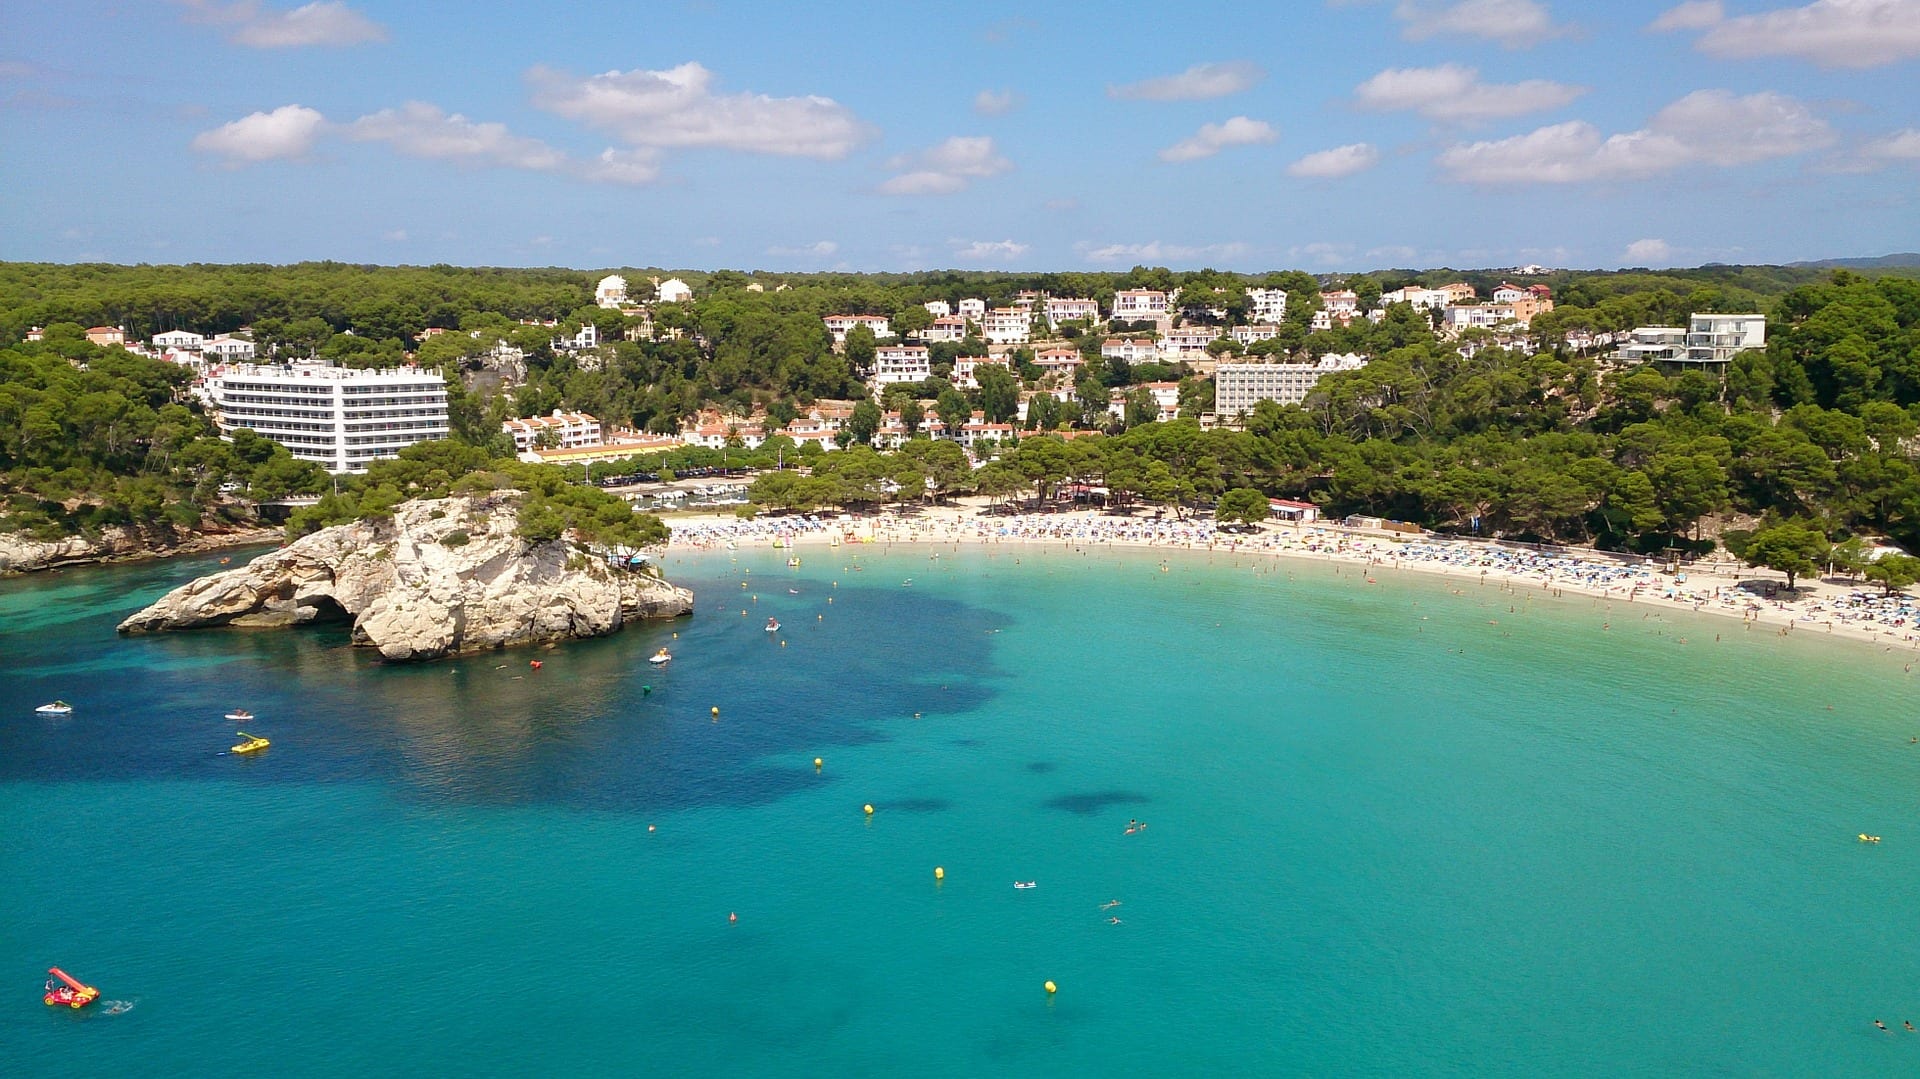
[117, 493, 692, 661]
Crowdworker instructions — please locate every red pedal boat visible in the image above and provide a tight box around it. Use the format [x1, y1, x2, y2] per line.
[44, 967, 99, 1009]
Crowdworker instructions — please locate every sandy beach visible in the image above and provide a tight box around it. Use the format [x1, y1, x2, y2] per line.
[656, 498, 1920, 656]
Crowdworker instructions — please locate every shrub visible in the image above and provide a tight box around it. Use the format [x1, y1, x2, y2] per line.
[440, 530, 470, 547]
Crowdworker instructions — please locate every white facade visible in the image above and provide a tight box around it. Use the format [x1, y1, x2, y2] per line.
[1685, 313, 1766, 364]
[1613, 327, 1688, 362]
[1033, 348, 1084, 380]
[595, 275, 629, 308]
[1045, 297, 1101, 327]
[503, 409, 602, 452]
[656, 278, 693, 303]
[1246, 288, 1289, 324]
[1229, 324, 1280, 346]
[552, 323, 598, 351]
[981, 308, 1031, 345]
[204, 363, 449, 473]
[823, 314, 891, 344]
[1108, 381, 1182, 423]
[1111, 289, 1169, 324]
[956, 298, 987, 323]
[953, 354, 1011, 389]
[1442, 304, 1519, 331]
[1213, 355, 1367, 415]
[1160, 328, 1216, 358]
[922, 300, 951, 318]
[1320, 291, 1360, 315]
[871, 344, 932, 387]
[1102, 337, 1159, 364]
[923, 316, 968, 342]
[1491, 283, 1529, 304]
[204, 335, 255, 361]
[1380, 286, 1452, 310]
[153, 329, 206, 350]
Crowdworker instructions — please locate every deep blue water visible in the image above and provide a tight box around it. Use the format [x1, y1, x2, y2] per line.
[6, 541, 1920, 1076]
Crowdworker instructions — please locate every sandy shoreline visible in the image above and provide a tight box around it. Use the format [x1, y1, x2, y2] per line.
[657, 499, 1920, 657]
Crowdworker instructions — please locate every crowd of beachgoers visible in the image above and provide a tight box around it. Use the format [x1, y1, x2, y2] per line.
[662, 507, 1920, 651]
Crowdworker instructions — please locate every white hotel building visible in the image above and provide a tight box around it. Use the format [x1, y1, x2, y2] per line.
[1213, 355, 1368, 417]
[203, 363, 450, 473]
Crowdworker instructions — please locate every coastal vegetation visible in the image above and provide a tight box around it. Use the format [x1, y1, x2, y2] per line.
[4, 261, 1919, 574]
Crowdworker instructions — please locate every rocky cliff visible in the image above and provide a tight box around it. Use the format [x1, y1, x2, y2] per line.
[117, 493, 691, 661]
[0, 524, 279, 575]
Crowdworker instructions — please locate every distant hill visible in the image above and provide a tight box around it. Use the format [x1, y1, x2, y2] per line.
[1786, 253, 1920, 270]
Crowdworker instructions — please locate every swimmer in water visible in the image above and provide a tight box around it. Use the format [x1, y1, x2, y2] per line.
[1906, 1021, 1915, 1032]
[1108, 916, 1123, 925]
[1100, 900, 1122, 911]
[1876, 1019, 1889, 1031]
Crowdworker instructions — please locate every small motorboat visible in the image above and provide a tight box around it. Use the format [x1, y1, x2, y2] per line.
[231, 732, 270, 754]
[787, 556, 801, 568]
[647, 648, 672, 665]
[44, 967, 100, 1009]
[1013, 881, 1037, 890]
[35, 701, 74, 716]
[765, 618, 781, 633]
[224, 709, 255, 721]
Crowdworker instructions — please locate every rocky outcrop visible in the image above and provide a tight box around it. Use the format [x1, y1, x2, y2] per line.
[0, 524, 280, 575]
[117, 493, 692, 661]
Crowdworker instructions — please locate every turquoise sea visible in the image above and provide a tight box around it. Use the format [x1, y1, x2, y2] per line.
[6, 540, 1920, 1076]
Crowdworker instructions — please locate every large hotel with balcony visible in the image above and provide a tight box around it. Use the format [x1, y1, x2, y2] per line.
[202, 363, 450, 473]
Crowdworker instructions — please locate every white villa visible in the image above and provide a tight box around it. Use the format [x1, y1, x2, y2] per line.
[503, 409, 602, 453]
[922, 316, 968, 342]
[595, 275, 629, 308]
[871, 344, 932, 387]
[204, 334, 255, 361]
[823, 314, 891, 344]
[1246, 287, 1288, 324]
[953, 354, 1012, 389]
[1684, 313, 1766, 364]
[656, 278, 693, 303]
[1230, 324, 1281, 346]
[1111, 289, 1170, 325]
[152, 329, 206, 351]
[1109, 381, 1182, 423]
[1102, 337, 1159, 364]
[1033, 347, 1084, 380]
[923, 300, 952, 318]
[981, 308, 1031, 345]
[1044, 297, 1101, 327]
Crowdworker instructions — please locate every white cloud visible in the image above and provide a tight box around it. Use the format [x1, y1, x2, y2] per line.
[1865, 128, 1920, 160]
[194, 100, 658, 184]
[766, 241, 839, 257]
[973, 89, 1023, 116]
[952, 239, 1030, 261]
[1368, 245, 1421, 262]
[1624, 238, 1674, 263]
[527, 62, 875, 159]
[1286, 142, 1382, 179]
[1394, 0, 1569, 47]
[1650, 0, 1725, 30]
[190, 104, 327, 162]
[1437, 89, 1833, 183]
[1353, 63, 1586, 122]
[381, 229, 407, 242]
[346, 102, 569, 172]
[878, 136, 1012, 195]
[1107, 61, 1264, 101]
[1158, 117, 1277, 162]
[1654, 0, 1920, 68]
[1083, 241, 1251, 264]
[182, 1, 387, 48]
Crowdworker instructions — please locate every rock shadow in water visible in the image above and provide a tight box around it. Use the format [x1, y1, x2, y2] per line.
[1043, 790, 1151, 815]
[1026, 761, 1056, 773]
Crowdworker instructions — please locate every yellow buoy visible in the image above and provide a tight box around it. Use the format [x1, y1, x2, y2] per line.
[814, 757, 823, 769]
[863, 803, 874, 815]
[934, 866, 944, 880]
[1044, 980, 1057, 995]
[711, 706, 720, 717]
[780, 640, 786, 647]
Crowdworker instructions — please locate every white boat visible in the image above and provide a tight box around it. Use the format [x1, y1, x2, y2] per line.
[1013, 881, 1037, 890]
[224, 710, 255, 721]
[765, 619, 781, 633]
[647, 649, 672, 665]
[35, 701, 74, 715]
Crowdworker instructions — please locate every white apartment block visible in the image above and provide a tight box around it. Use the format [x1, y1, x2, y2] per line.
[1045, 297, 1101, 327]
[1160, 328, 1217, 358]
[1320, 290, 1360, 315]
[822, 314, 892, 344]
[952, 354, 1012, 389]
[1246, 288, 1289, 324]
[1685, 314, 1766, 364]
[204, 335, 256, 361]
[503, 409, 602, 453]
[957, 298, 987, 322]
[1230, 324, 1281, 346]
[922, 300, 951, 318]
[981, 308, 1031, 345]
[1102, 337, 1160, 364]
[1613, 327, 1688, 362]
[1213, 355, 1367, 416]
[922, 316, 968, 342]
[1380, 286, 1452, 310]
[871, 344, 932, 387]
[204, 363, 449, 473]
[1111, 289, 1170, 324]
[1442, 304, 1520, 331]
[153, 329, 206, 350]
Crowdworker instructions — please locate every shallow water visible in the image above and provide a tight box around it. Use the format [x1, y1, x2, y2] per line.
[6, 542, 1920, 1075]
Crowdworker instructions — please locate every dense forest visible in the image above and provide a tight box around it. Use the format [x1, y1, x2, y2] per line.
[3, 261, 1918, 571]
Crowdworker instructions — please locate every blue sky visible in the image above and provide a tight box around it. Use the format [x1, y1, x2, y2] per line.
[2, 0, 1917, 272]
